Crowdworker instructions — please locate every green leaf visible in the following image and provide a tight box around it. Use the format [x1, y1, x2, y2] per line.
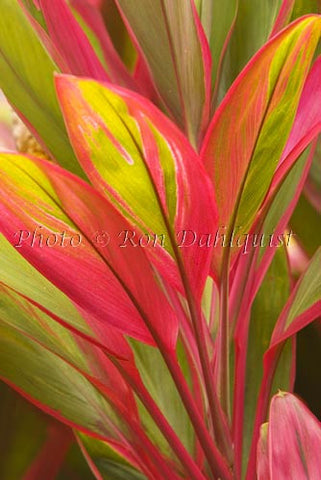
[221, 0, 284, 94]
[0, 234, 98, 344]
[0, 382, 48, 480]
[290, 193, 321, 257]
[0, 0, 83, 177]
[78, 433, 146, 480]
[196, 0, 238, 102]
[115, 0, 211, 146]
[129, 339, 195, 459]
[0, 316, 126, 443]
[292, 0, 321, 18]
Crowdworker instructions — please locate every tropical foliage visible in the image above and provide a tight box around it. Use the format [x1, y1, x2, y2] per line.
[0, 0, 320, 479]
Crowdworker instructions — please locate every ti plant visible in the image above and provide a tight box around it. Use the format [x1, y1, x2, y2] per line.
[0, 1, 321, 479]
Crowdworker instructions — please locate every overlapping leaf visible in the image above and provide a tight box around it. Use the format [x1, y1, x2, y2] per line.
[0, 284, 138, 419]
[0, 0, 82, 177]
[0, 234, 131, 360]
[222, 0, 289, 90]
[201, 16, 321, 277]
[77, 433, 147, 480]
[70, 0, 136, 89]
[39, 0, 109, 80]
[247, 249, 321, 477]
[115, 0, 211, 145]
[56, 75, 217, 299]
[233, 249, 292, 478]
[270, 0, 296, 38]
[195, 0, 238, 103]
[0, 286, 177, 479]
[0, 153, 178, 349]
[230, 57, 321, 321]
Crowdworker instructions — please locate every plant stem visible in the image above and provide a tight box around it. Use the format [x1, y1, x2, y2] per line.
[113, 358, 208, 480]
[172, 242, 233, 464]
[217, 251, 231, 421]
[162, 349, 233, 480]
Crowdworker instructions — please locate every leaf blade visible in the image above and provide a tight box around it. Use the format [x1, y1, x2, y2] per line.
[115, 0, 211, 145]
[0, 0, 82, 176]
[268, 392, 321, 479]
[201, 16, 321, 277]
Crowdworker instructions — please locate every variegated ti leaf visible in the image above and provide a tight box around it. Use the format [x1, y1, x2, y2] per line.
[0, 315, 133, 457]
[56, 75, 217, 299]
[0, 0, 83, 177]
[0, 153, 178, 350]
[0, 284, 137, 412]
[258, 392, 321, 479]
[0, 238, 203, 479]
[230, 57, 321, 325]
[0, 285, 192, 479]
[39, 0, 109, 80]
[0, 317, 166, 480]
[0, 233, 132, 361]
[201, 16, 321, 278]
[114, 0, 211, 146]
[38, 0, 136, 90]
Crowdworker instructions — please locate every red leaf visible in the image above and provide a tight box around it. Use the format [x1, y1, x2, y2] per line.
[0, 154, 178, 350]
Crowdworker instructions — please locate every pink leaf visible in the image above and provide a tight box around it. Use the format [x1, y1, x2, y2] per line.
[268, 392, 321, 479]
[257, 424, 270, 480]
[71, 0, 137, 89]
[39, 0, 109, 80]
